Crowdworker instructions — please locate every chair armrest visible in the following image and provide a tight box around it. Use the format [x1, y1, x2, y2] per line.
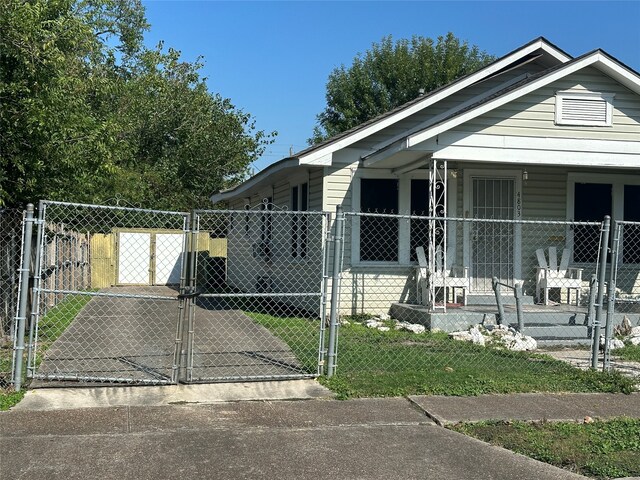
[536, 266, 548, 279]
[567, 267, 583, 280]
[450, 266, 468, 278]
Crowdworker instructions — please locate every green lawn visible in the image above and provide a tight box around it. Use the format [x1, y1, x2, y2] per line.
[0, 293, 92, 411]
[451, 419, 640, 479]
[248, 313, 636, 398]
[616, 344, 640, 363]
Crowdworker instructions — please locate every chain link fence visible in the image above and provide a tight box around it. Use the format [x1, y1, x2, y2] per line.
[603, 221, 640, 376]
[1, 208, 24, 386]
[9, 201, 640, 392]
[326, 211, 640, 393]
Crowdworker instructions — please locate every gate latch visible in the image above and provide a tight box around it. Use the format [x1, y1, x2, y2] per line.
[178, 289, 202, 300]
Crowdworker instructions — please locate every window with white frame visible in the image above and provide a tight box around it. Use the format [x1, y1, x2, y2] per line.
[555, 91, 614, 127]
[360, 178, 399, 261]
[356, 176, 445, 263]
[291, 182, 308, 258]
[569, 175, 640, 264]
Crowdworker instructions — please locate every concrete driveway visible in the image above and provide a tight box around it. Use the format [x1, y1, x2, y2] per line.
[35, 287, 306, 386]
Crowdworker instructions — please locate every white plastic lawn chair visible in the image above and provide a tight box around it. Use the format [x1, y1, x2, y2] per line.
[535, 247, 583, 305]
[416, 246, 469, 307]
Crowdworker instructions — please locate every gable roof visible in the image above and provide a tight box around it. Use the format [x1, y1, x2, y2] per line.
[211, 37, 571, 203]
[363, 49, 640, 166]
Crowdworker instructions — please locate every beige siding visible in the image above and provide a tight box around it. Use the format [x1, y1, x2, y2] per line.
[309, 168, 324, 211]
[452, 67, 640, 141]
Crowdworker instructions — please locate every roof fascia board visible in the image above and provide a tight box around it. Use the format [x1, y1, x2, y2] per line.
[407, 52, 633, 149]
[362, 139, 409, 167]
[363, 72, 530, 161]
[299, 39, 570, 165]
[210, 157, 300, 203]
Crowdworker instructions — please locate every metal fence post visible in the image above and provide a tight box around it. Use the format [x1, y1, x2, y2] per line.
[591, 215, 610, 370]
[327, 205, 344, 377]
[492, 277, 505, 326]
[12, 204, 34, 391]
[514, 282, 524, 333]
[603, 222, 621, 371]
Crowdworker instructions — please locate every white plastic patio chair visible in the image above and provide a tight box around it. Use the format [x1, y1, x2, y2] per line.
[416, 246, 469, 306]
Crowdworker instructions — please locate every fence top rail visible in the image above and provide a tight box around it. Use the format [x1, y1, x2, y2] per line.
[194, 208, 331, 216]
[345, 211, 603, 226]
[41, 200, 189, 217]
[615, 220, 640, 226]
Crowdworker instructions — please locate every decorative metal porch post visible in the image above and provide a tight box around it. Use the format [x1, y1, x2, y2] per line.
[428, 159, 447, 311]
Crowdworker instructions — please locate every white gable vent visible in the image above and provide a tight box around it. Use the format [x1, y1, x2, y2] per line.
[555, 91, 614, 126]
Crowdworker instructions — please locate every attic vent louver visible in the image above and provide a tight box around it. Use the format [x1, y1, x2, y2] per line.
[555, 91, 614, 126]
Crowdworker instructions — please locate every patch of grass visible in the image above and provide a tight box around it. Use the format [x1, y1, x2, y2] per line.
[0, 293, 93, 410]
[0, 389, 25, 411]
[36, 294, 94, 344]
[616, 344, 640, 363]
[451, 418, 640, 479]
[248, 313, 636, 398]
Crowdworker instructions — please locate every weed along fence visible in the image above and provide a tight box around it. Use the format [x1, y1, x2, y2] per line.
[7, 201, 640, 395]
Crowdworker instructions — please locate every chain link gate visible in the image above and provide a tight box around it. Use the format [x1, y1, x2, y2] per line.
[26, 201, 190, 385]
[19, 200, 330, 387]
[181, 205, 330, 382]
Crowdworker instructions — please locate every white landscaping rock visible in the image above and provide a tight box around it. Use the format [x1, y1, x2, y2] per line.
[377, 326, 390, 332]
[449, 331, 474, 343]
[378, 313, 391, 321]
[629, 336, 640, 346]
[394, 321, 426, 334]
[449, 324, 537, 351]
[365, 319, 384, 329]
[610, 338, 625, 350]
[469, 325, 486, 346]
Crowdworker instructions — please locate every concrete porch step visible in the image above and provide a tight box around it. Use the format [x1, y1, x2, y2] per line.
[512, 324, 589, 340]
[466, 294, 535, 306]
[499, 311, 588, 326]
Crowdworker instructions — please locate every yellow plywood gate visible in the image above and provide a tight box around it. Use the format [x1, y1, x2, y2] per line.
[90, 233, 115, 289]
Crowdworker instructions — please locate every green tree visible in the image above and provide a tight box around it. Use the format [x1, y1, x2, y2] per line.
[310, 33, 495, 144]
[0, 0, 272, 209]
[108, 46, 272, 210]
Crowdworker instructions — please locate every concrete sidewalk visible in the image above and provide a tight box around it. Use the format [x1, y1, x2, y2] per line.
[1, 397, 588, 480]
[409, 391, 640, 425]
[3, 385, 640, 479]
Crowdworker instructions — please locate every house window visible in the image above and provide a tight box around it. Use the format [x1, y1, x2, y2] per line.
[573, 183, 611, 263]
[623, 185, 640, 263]
[570, 176, 640, 264]
[555, 91, 614, 127]
[253, 197, 272, 258]
[291, 182, 308, 258]
[410, 179, 430, 262]
[360, 178, 398, 261]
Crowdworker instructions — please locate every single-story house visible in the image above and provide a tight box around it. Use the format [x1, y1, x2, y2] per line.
[210, 37, 640, 317]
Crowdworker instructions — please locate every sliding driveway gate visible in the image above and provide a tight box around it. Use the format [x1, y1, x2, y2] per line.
[23, 201, 329, 386]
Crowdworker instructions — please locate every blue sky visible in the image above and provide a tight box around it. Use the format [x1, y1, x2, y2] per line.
[141, 1, 640, 171]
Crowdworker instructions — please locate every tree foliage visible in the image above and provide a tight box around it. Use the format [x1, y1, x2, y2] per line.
[310, 33, 495, 144]
[0, 0, 273, 210]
